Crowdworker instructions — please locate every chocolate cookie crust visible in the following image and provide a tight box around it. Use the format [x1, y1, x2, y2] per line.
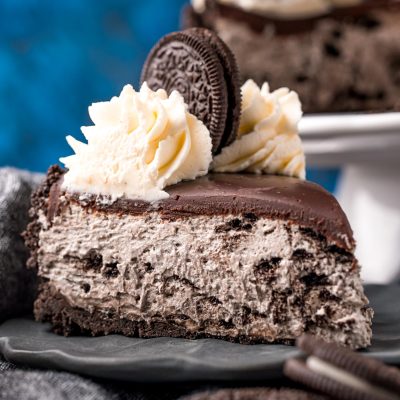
[35, 280, 294, 344]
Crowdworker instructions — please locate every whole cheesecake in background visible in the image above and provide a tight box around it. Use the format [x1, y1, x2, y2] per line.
[24, 29, 372, 349]
[183, 0, 400, 113]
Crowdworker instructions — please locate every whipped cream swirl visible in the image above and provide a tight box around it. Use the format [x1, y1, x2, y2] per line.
[194, 0, 363, 19]
[60, 83, 212, 202]
[212, 80, 305, 179]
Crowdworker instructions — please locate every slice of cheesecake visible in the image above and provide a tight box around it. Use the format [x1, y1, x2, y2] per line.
[24, 165, 372, 349]
[24, 31, 372, 349]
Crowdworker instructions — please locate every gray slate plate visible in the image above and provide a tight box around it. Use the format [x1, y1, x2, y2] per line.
[0, 285, 399, 383]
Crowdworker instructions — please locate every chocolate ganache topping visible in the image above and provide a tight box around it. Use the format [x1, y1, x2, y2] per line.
[48, 168, 354, 252]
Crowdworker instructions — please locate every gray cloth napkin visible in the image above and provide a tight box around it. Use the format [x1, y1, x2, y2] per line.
[0, 168, 42, 322]
[0, 366, 120, 400]
[0, 168, 243, 400]
[0, 354, 201, 400]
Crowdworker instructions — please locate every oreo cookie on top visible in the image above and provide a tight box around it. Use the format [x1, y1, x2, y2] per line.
[141, 28, 241, 154]
[284, 335, 400, 400]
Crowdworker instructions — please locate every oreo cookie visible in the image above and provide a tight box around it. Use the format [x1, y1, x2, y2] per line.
[284, 334, 400, 400]
[185, 27, 241, 149]
[141, 29, 241, 154]
[180, 388, 327, 400]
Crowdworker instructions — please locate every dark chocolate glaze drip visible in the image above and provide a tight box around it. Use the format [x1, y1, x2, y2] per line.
[49, 168, 355, 251]
[198, 0, 400, 35]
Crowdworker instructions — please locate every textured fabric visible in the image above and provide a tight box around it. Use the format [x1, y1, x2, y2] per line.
[0, 168, 42, 322]
[0, 355, 289, 400]
[0, 356, 16, 373]
[0, 355, 240, 400]
[0, 370, 117, 400]
[0, 360, 201, 400]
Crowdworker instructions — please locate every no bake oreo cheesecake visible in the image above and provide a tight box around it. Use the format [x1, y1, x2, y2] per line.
[24, 29, 372, 349]
[184, 0, 400, 113]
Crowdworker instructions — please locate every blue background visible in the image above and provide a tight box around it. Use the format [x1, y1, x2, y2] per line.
[0, 0, 338, 192]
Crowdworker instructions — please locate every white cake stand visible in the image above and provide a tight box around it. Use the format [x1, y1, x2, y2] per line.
[300, 112, 400, 284]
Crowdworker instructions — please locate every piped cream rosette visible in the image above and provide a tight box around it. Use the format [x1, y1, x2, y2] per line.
[212, 79, 306, 179]
[61, 83, 212, 201]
